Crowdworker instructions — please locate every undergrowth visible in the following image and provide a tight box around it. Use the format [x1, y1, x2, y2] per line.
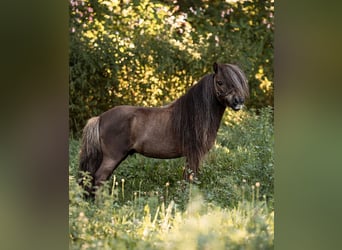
[69, 107, 274, 249]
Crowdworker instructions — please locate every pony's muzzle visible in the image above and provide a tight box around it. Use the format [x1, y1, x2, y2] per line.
[233, 96, 244, 106]
[232, 96, 244, 111]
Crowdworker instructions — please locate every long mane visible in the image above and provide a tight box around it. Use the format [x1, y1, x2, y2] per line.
[170, 74, 225, 173]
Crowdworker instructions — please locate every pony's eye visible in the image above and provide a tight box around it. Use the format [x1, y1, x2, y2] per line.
[217, 81, 223, 86]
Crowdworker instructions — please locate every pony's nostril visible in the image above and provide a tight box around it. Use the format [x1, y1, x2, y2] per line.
[233, 97, 239, 105]
[234, 97, 244, 105]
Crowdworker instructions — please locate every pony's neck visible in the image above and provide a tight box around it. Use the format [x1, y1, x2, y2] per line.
[169, 73, 228, 161]
[199, 74, 226, 139]
[210, 96, 226, 135]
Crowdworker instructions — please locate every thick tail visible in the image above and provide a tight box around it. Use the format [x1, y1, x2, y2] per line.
[78, 116, 103, 194]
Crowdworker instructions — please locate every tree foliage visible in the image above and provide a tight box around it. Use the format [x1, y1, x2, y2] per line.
[69, 0, 274, 135]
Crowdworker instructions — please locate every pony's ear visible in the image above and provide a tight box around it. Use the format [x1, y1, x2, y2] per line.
[213, 62, 218, 73]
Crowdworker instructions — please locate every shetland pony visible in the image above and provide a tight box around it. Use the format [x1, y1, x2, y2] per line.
[79, 63, 249, 194]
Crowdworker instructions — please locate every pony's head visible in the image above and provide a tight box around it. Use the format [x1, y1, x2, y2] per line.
[213, 62, 249, 111]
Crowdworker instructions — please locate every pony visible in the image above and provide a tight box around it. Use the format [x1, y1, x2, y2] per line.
[79, 62, 249, 194]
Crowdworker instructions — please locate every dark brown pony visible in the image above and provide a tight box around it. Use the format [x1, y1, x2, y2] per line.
[79, 63, 249, 193]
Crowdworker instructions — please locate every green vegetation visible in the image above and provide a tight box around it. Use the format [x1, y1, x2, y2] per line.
[69, 0, 274, 135]
[69, 107, 274, 249]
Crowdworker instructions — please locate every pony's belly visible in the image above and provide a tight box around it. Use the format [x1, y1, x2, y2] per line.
[133, 138, 182, 159]
[139, 150, 182, 159]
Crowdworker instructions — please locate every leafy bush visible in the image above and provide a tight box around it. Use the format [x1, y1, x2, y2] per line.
[69, 0, 274, 136]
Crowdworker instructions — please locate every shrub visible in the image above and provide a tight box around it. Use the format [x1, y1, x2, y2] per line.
[69, 0, 274, 136]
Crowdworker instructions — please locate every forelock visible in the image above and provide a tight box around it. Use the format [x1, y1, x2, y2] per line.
[222, 64, 249, 98]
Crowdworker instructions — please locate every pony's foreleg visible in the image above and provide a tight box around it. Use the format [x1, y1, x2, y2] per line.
[183, 158, 200, 182]
[183, 167, 193, 181]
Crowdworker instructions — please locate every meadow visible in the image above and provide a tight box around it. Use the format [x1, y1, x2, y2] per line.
[69, 107, 274, 250]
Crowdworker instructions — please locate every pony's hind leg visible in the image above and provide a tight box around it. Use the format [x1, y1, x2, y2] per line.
[94, 154, 127, 190]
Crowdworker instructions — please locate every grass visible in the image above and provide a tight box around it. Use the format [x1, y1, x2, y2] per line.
[69, 107, 274, 249]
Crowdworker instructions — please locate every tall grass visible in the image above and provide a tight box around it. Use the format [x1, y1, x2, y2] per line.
[69, 107, 274, 249]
